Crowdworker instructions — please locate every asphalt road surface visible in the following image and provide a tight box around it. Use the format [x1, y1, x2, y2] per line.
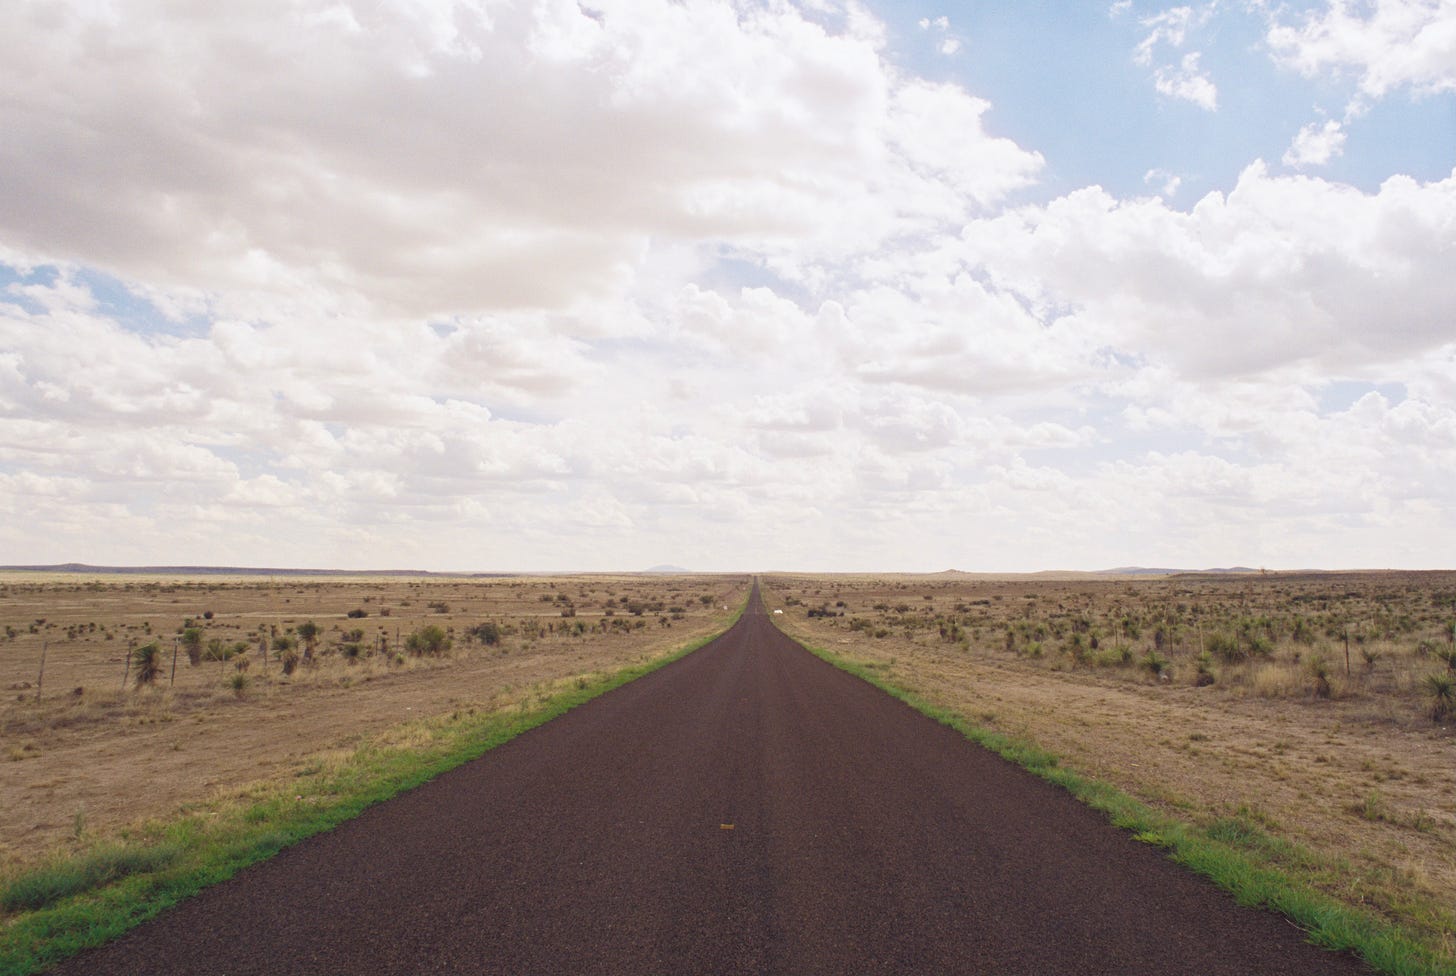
[50, 585, 1369, 975]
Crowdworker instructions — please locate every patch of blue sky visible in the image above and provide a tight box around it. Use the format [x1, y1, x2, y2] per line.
[450, 398, 560, 426]
[1007, 396, 1255, 469]
[1327, 96, 1456, 186]
[73, 267, 212, 338]
[701, 248, 815, 304]
[586, 334, 677, 364]
[208, 444, 279, 481]
[1316, 379, 1408, 415]
[900, 2, 1166, 195]
[871, 2, 1454, 205]
[0, 263, 59, 315]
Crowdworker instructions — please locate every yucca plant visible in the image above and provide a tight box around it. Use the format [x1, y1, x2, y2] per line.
[273, 635, 299, 675]
[296, 620, 321, 662]
[1424, 672, 1454, 722]
[1141, 649, 1170, 680]
[131, 642, 162, 688]
[181, 626, 204, 666]
[1307, 654, 1331, 699]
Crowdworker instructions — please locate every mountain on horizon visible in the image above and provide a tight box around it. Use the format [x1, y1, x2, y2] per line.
[0, 563, 457, 577]
[1101, 566, 1260, 576]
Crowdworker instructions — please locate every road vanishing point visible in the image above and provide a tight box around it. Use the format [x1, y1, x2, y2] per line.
[52, 585, 1369, 975]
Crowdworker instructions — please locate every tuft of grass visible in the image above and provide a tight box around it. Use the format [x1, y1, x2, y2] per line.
[788, 634, 1456, 976]
[1350, 790, 1392, 823]
[1, 844, 183, 913]
[1206, 815, 1265, 848]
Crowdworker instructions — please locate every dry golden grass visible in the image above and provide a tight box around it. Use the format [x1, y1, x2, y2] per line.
[762, 571, 1456, 959]
[0, 572, 749, 874]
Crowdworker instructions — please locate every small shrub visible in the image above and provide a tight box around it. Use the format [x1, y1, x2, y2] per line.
[405, 625, 451, 656]
[1206, 631, 1242, 662]
[346, 608, 368, 619]
[229, 672, 250, 697]
[469, 621, 502, 646]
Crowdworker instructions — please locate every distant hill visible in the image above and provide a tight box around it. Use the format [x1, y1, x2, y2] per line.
[644, 564, 691, 574]
[0, 563, 513, 578]
[1100, 566, 1260, 576]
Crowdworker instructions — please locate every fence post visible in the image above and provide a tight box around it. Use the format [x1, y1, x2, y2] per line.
[36, 641, 48, 703]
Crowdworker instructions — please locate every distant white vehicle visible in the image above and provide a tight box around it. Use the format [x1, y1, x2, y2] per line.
[772, 609, 783, 615]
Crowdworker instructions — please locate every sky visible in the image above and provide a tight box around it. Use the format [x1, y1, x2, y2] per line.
[1, 0, 1454, 573]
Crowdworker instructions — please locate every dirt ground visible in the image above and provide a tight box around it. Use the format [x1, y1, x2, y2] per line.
[5, 569, 1453, 958]
[47, 587, 1366, 976]
[761, 572, 1456, 957]
[0, 572, 750, 873]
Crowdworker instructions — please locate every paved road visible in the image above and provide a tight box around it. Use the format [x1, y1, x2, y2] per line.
[50, 585, 1368, 975]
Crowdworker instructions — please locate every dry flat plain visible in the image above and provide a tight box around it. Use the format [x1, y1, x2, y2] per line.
[3, 569, 1455, 972]
[46, 589, 1366, 976]
[760, 571, 1456, 965]
[0, 572, 750, 875]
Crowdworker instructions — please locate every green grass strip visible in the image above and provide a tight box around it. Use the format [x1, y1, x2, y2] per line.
[796, 639, 1454, 976]
[0, 599, 748, 976]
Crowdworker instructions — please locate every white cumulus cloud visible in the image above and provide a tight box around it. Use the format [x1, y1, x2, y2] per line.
[1267, 0, 1456, 99]
[1282, 119, 1348, 168]
[1133, 5, 1219, 110]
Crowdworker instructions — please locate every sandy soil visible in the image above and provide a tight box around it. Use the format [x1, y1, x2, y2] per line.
[52, 588, 1365, 976]
[761, 572, 1456, 956]
[0, 572, 750, 871]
